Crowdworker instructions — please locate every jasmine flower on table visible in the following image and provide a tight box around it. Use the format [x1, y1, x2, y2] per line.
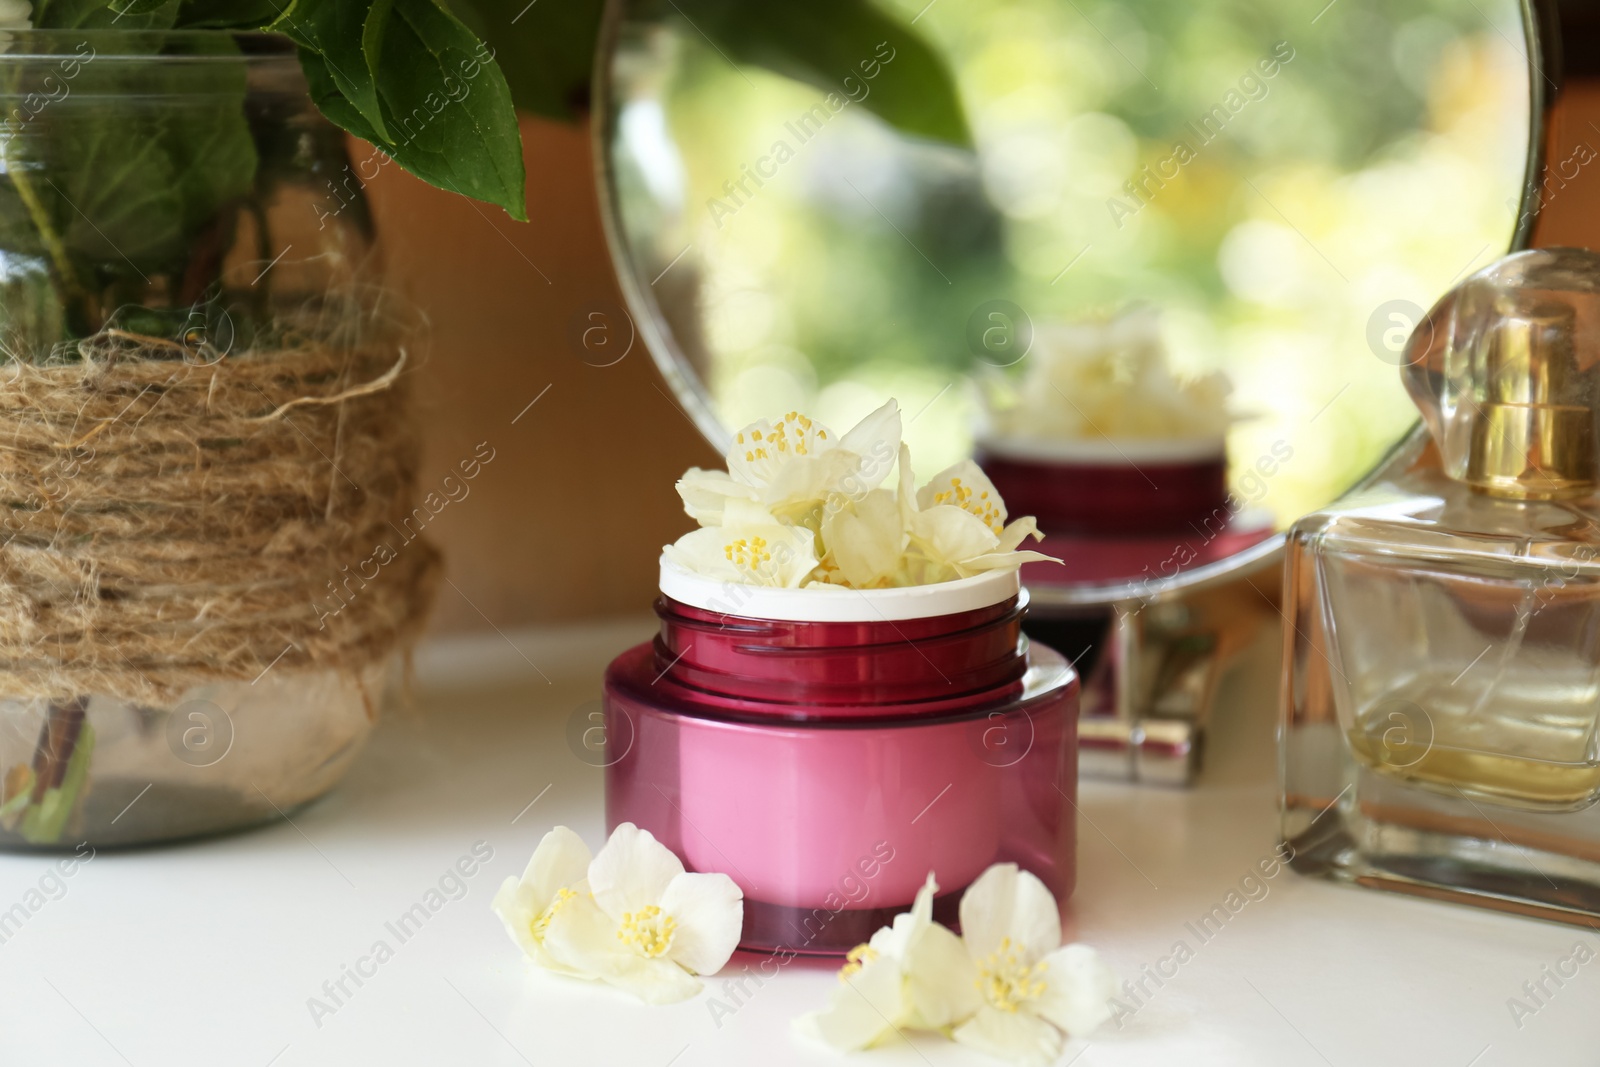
[798, 864, 1114, 1065]
[492, 823, 742, 1004]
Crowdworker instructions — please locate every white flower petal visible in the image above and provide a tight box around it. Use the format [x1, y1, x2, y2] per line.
[719, 498, 784, 527]
[905, 920, 981, 1029]
[726, 412, 838, 490]
[959, 863, 1061, 963]
[951, 1004, 1063, 1066]
[543, 891, 702, 1001]
[866, 922, 900, 957]
[889, 870, 934, 953]
[592, 952, 705, 1005]
[799, 954, 907, 1051]
[490, 827, 593, 972]
[954, 549, 1061, 576]
[523, 825, 592, 907]
[541, 871, 707, 1003]
[874, 871, 938, 959]
[675, 468, 759, 525]
[588, 823, 685, 918]
[821, 488, 907, 588]
[910, 505, 1001, 568]
[836, 399, 903, 488]
[658, 871, 744, 976]
[996, 515, 1045, 552]
[538, 890, 617, 980]
[916, 459, 1007, 529]
[662, 521, 820, 588]
[895, 443, 916, 508]
[491, 882, 593, 977]
[490, 876, 542, 958]
[1033, 944, 1115, 1036]
[547, 894, 704, 1004]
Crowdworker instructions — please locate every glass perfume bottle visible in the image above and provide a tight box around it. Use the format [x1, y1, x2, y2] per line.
[1283, 248, 1600, 924]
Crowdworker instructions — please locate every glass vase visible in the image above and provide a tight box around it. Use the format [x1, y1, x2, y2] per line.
[0, 31, 423, 850]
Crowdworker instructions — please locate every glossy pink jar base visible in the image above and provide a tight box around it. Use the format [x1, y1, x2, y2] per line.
[603, 632, 1078, 955]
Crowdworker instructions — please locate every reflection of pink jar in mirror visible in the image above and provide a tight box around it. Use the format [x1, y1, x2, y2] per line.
[603, 563, 1078, 954]
[976, 435, 1275, 585]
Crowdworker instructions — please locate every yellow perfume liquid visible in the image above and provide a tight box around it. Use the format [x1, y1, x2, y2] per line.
[1343, 666, 1600, 812]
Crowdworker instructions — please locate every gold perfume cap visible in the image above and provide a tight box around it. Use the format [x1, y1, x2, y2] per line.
[1402, 248, 1600, 500]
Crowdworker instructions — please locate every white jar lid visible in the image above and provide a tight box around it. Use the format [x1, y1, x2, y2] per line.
[658, 558, 1020, 622]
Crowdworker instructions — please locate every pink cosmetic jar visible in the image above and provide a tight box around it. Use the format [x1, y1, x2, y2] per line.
[976, 434, 1228, 537]
[603, 562, 1079, 955]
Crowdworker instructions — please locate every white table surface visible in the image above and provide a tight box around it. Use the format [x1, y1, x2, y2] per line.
[0, 616, 1590, 1067]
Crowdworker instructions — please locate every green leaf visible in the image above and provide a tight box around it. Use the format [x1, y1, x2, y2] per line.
[159, 37, 259, 235]
[20, 722, 95, 846]
[34, 0, 180, 29]
[444, 0, 604, 120]
[271, 0, 393, 142]
[359, 0, 527, 220]
[55, 115, 187, 266]
[110, 0, 176, 14]
[298, 46, 384, 144]
[176, 0, 291, 29]
[446, 0, 968, 147]
[6, 32, 256, 319]
[649, 0, 970, 148]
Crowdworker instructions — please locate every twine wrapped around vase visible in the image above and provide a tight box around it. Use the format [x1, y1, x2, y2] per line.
[0, 332, 439, 705]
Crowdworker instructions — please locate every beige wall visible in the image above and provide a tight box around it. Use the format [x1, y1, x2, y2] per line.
[366, 115, 716, 632]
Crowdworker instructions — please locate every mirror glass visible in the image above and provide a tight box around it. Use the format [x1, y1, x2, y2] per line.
[599, 0, 1532, 595]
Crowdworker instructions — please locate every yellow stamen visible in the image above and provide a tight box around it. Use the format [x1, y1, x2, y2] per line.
[617, 905, 677, 958]
[838, 942, 879, 980]
[726, 536, 777, 580]
[529, 887, 578, 943]
[973, 936, 1048, 1012]
[933, 478, 1005, 533]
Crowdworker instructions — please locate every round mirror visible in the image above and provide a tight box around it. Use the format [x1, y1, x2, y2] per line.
[595, 0, 1536, 608]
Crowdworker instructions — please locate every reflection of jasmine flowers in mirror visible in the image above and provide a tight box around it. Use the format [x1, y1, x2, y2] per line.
[1105, 41, 1295, 229]
[313, 441, 494, 628]
[0, 1, 27, 52]
[979, 307, 1232, 443]
[705, 41, 898, 230]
